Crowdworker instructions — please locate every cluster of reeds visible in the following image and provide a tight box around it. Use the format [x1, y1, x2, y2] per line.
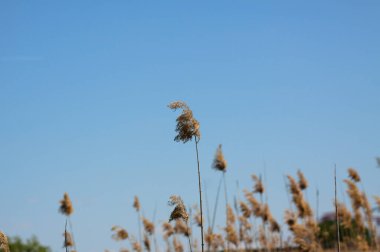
[284, 171, 320, 252]
[52, 101, 380, 252]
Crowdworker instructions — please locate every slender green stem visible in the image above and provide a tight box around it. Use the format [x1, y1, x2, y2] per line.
[194, 136, 204, 252]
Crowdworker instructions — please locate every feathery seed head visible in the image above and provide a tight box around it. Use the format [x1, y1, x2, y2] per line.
[212, 144, 227, 172]
[168, 101, 200, 143]
[348, 168, 361, 182]
[133, 196, 140, 212]
[239, 201, 251, 218]
[168, 195, 189, 222]
[162, 222, 174, 238]
[59, 192, 74, 216]
[0, 231, 9, 252]
[143, 234, 150, 252]
[63, 232, 74, 248]
[251, 174, 264, 194]
[174, 219, 191, 237]
[111, 226, 129, 241]
[297, 170, 308, 190]
[142, 218, 155, 235]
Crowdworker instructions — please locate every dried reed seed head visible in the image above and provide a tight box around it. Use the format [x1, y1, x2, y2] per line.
[172, 237, 183, 252]
[227, 204, 236, 224]
[174, 219, 191, 237]
[168, 101, 201, 143]
[269, 218, 281, 233]
[251, 174, 264, 194]
[59, 192, 74, 216]
[297, 170, 308, 190]
[142, 218, 155, 235]
[225, 223, 239, 247]
[376, 157, 380, 168]
[243, 190, 261, 217]
[133, 196, 140, 212]
[168, 195, 189, 222]
[344, 179, 363, 210]
[284, 210, 297, 228]
[238, 216, 252, 231]
[63, 232, 74, 247]
[162, 222, 174, 238]
[131, 240, 142, 252]
[348, 168, 361, 182]
[260, 204, 270, 222]
[212, 144, 227, 172]
[374, 196, 380, 210]
[258, 226, 267, 248]
[143, 234, 150, 252]
[111, 226, 129, 241]
[287, 175, 301, 195]
[120, 249, 130, 252]
[239, 201, 251, 218]
[194, 210, 202, 227]
[336, 202, 352, 229]
[0, 231, 9, 252]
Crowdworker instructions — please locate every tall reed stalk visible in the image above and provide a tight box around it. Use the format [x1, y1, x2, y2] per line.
[168, 101, 204, 252]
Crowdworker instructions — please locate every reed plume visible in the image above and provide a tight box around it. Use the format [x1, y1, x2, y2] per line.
[59, 192, 74, 216]
[0, 231, 9, 252]
[168, 196, 189, 222]
[212, 144, 227, 172]
[133, 196, 142, 245]
[172, 237, 183, 252]
[142, 218, 155, 236]
[112, 226, 129, 241]
[143, 234, 151, 252]
[251, 174, 264, 194]
[133, 196, 141, 212]
[374, 196, 380, 210]
[162, 222, 174, 238]
[168, 101, 204, 252]
[174, 219, 191, 237]
[297, 170, 308, 190]
[130, 237, 142, 252]
[239, 201, 251, 219]
[376, 157, 380, 168]
[168, 101, 200, 143]
[63, 232, 74, 248]
[348, 168, 361, 182]
[285, 173, 319, 251]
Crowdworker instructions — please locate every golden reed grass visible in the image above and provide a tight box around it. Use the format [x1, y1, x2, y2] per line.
[0, 231, 9, 252]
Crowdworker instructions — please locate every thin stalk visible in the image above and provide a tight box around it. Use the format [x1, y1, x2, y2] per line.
[204, 181, 211, 229]
[65, 219, 68, 252]
[211, 175, 223, 232]
[223, 172, 229, 251]
[68, 217, 77, 252]
[186, 221, 193, 252]
[194, 136, 204, 252]
[335, 165, 341, 252]
[137, 211, 142, 248]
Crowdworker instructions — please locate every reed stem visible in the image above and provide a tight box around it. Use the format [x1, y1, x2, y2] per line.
[194, 136, 204, 252]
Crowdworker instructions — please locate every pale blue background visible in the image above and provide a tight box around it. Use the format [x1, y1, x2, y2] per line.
[1, 1, 379, 251]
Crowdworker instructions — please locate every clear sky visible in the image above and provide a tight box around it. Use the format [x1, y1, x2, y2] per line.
[1, 1, 380, 251]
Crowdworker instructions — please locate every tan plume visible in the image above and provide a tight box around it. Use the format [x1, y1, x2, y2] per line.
[168, 101, 200, 143]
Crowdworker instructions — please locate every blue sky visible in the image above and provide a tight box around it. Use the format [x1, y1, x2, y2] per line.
[1, 1, 380, 251]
